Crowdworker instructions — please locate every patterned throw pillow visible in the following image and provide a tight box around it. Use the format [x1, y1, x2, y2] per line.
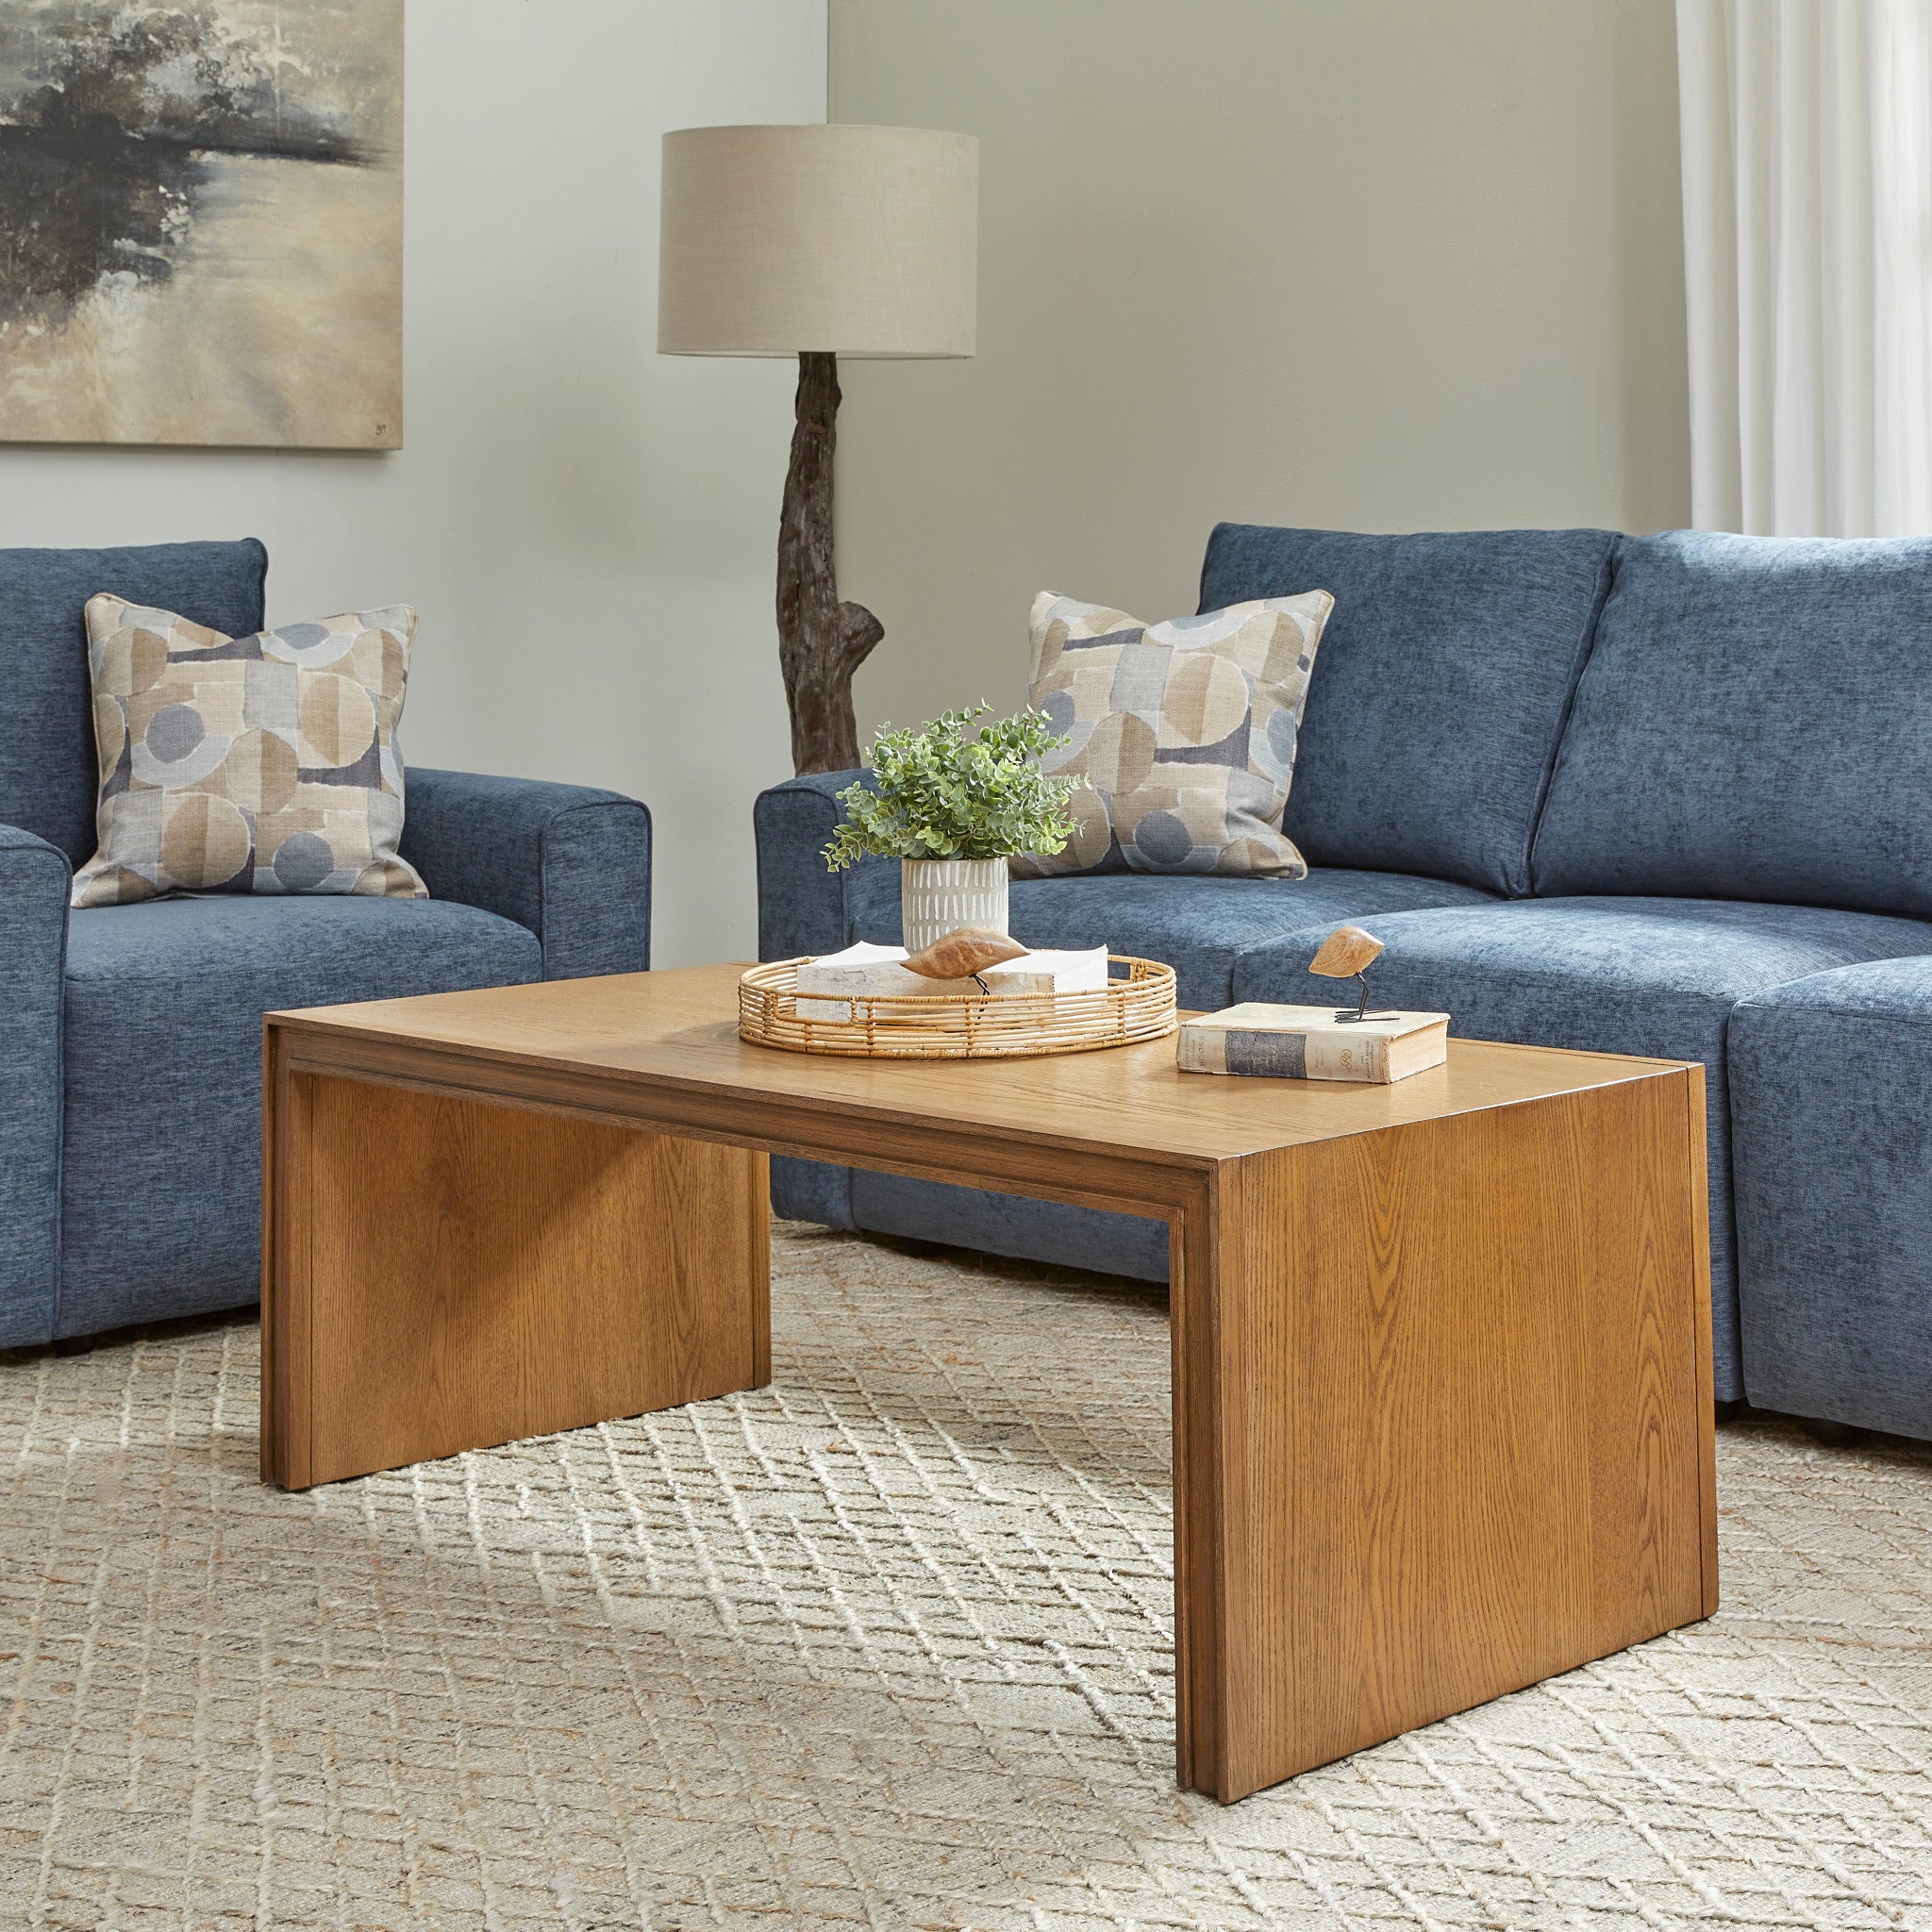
[71, 595, 426, 908]
[1010, 588, 1333, 878]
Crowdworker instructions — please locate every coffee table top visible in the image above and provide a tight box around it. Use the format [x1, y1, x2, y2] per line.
[271, 961, 1691, 1172]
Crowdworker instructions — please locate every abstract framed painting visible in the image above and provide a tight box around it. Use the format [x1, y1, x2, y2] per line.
[0, 0, 402, 448]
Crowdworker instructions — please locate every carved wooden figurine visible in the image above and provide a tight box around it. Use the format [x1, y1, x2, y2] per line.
[1308, 924, 1398, 1023]
[902, 927, 1028, 980]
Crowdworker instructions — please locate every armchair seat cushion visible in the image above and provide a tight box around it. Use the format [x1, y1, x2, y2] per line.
[1232, 896, 1932, 1402]
[58, 895, 540, 1339]
[1008, 869, 1495, 1011]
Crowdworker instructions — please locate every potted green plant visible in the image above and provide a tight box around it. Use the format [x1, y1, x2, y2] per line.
[823, 705, 1083, 950]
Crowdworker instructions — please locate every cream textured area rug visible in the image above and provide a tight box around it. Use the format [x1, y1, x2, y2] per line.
[4, 1226, 1931, 1931]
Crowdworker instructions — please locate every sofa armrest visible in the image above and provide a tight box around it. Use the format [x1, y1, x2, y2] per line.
[754, 770, 903, 959]
[0, 824, 70, 1347]
[400, 768, 652, 980]
[752, 772, 893, 1233]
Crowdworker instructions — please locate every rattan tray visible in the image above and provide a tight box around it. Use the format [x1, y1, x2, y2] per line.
[739, 955, 1178, 1059]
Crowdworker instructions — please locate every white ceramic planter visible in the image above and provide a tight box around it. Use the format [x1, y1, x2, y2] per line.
[901, 858, 1010, 952]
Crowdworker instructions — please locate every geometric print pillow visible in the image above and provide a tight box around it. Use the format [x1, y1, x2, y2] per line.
[1009, 587, 1334, 879]
[71, 595, 427, 908]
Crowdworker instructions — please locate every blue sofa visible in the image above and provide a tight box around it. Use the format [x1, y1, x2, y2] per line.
[0, 540, 652, 1346]
[757, 524, 1932, 1441]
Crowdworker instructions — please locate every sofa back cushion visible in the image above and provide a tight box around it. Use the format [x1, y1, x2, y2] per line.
[0, 540, 268, 863]
[1532, 530, 1932, 915]
[1199, 525, 1616, 894]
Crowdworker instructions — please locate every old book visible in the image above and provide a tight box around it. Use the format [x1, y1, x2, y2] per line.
[795, 942, 1109, 1021]
[1178, 1002, 1450, 1083]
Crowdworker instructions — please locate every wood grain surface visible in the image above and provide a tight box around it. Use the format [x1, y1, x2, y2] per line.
[1183, 1070, 1709, 1799]
[269, 963, 1691, 1169]
[261, 959, 1716, 1802]
[1686, 1067, 1721, 1617]
[262, 1060, 767, 1490]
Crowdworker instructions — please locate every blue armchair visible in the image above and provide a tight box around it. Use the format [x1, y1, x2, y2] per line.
[0, 541, 652, 1346]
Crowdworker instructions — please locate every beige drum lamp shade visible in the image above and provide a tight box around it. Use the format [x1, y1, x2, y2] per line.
[658, 125, 977, 358]
[656, 123, 978, 774]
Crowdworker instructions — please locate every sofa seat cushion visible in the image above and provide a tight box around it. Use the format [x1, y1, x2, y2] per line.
[58, 895, 541, 1339]
[1533, 530, 1932, 915]
[1232, 897, 1932, 1402]
[1198, 525, 1617, 894]
[1008, 869, 1495, 1011]
[1730, 959, 1932, 1437]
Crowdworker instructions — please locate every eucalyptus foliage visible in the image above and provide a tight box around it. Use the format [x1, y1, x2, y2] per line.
[823, 705, 1083, 870]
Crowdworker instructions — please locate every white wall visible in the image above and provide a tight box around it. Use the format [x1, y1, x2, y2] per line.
[827, 0, 1691, 739]
[0, 2, 825, 967]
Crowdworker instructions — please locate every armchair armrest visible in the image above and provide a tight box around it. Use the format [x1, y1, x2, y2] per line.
[752, 772, 902, 1232]
[754, 770, 903, 960]
[400, 768, 651, 980]
[0, 824, 70, 1347]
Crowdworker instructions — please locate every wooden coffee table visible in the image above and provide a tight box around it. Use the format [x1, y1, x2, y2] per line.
[260, 961, 1717, 1803]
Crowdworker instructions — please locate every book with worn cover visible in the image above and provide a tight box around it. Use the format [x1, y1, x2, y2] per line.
[1178, 1002, 1450, 1083]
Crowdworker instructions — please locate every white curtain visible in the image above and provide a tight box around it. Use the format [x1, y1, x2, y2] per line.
[1677, 0, 1932, 536]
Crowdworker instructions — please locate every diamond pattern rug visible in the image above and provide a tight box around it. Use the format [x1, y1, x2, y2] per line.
[2, 1224, 1929, 1929]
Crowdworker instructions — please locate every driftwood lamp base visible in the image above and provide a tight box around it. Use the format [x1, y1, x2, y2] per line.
[777, 350, 883, 774]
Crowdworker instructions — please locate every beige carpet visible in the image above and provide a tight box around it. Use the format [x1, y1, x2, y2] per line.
[3, 1225, 1930, 1931]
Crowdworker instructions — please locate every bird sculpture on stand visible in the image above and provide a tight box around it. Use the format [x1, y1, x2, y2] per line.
[1308, 925, 1399, 1023]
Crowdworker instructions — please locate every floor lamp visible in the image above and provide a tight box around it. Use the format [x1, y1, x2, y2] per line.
[658, 124, 979, 775]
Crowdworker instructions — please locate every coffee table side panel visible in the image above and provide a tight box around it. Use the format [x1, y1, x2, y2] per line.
[1167, 1166, 1246, 1800]
[274, 1072, 768, 1489]
[1212, 1074, 1707, 1800]
[1684, 1064, 1721, 1617]
[1221, 1104, 1586, 1792]
[748, 1149, 773, 1387]
[261, 1024, 316, 1490]
[1581, 1068, 1711, 1654]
